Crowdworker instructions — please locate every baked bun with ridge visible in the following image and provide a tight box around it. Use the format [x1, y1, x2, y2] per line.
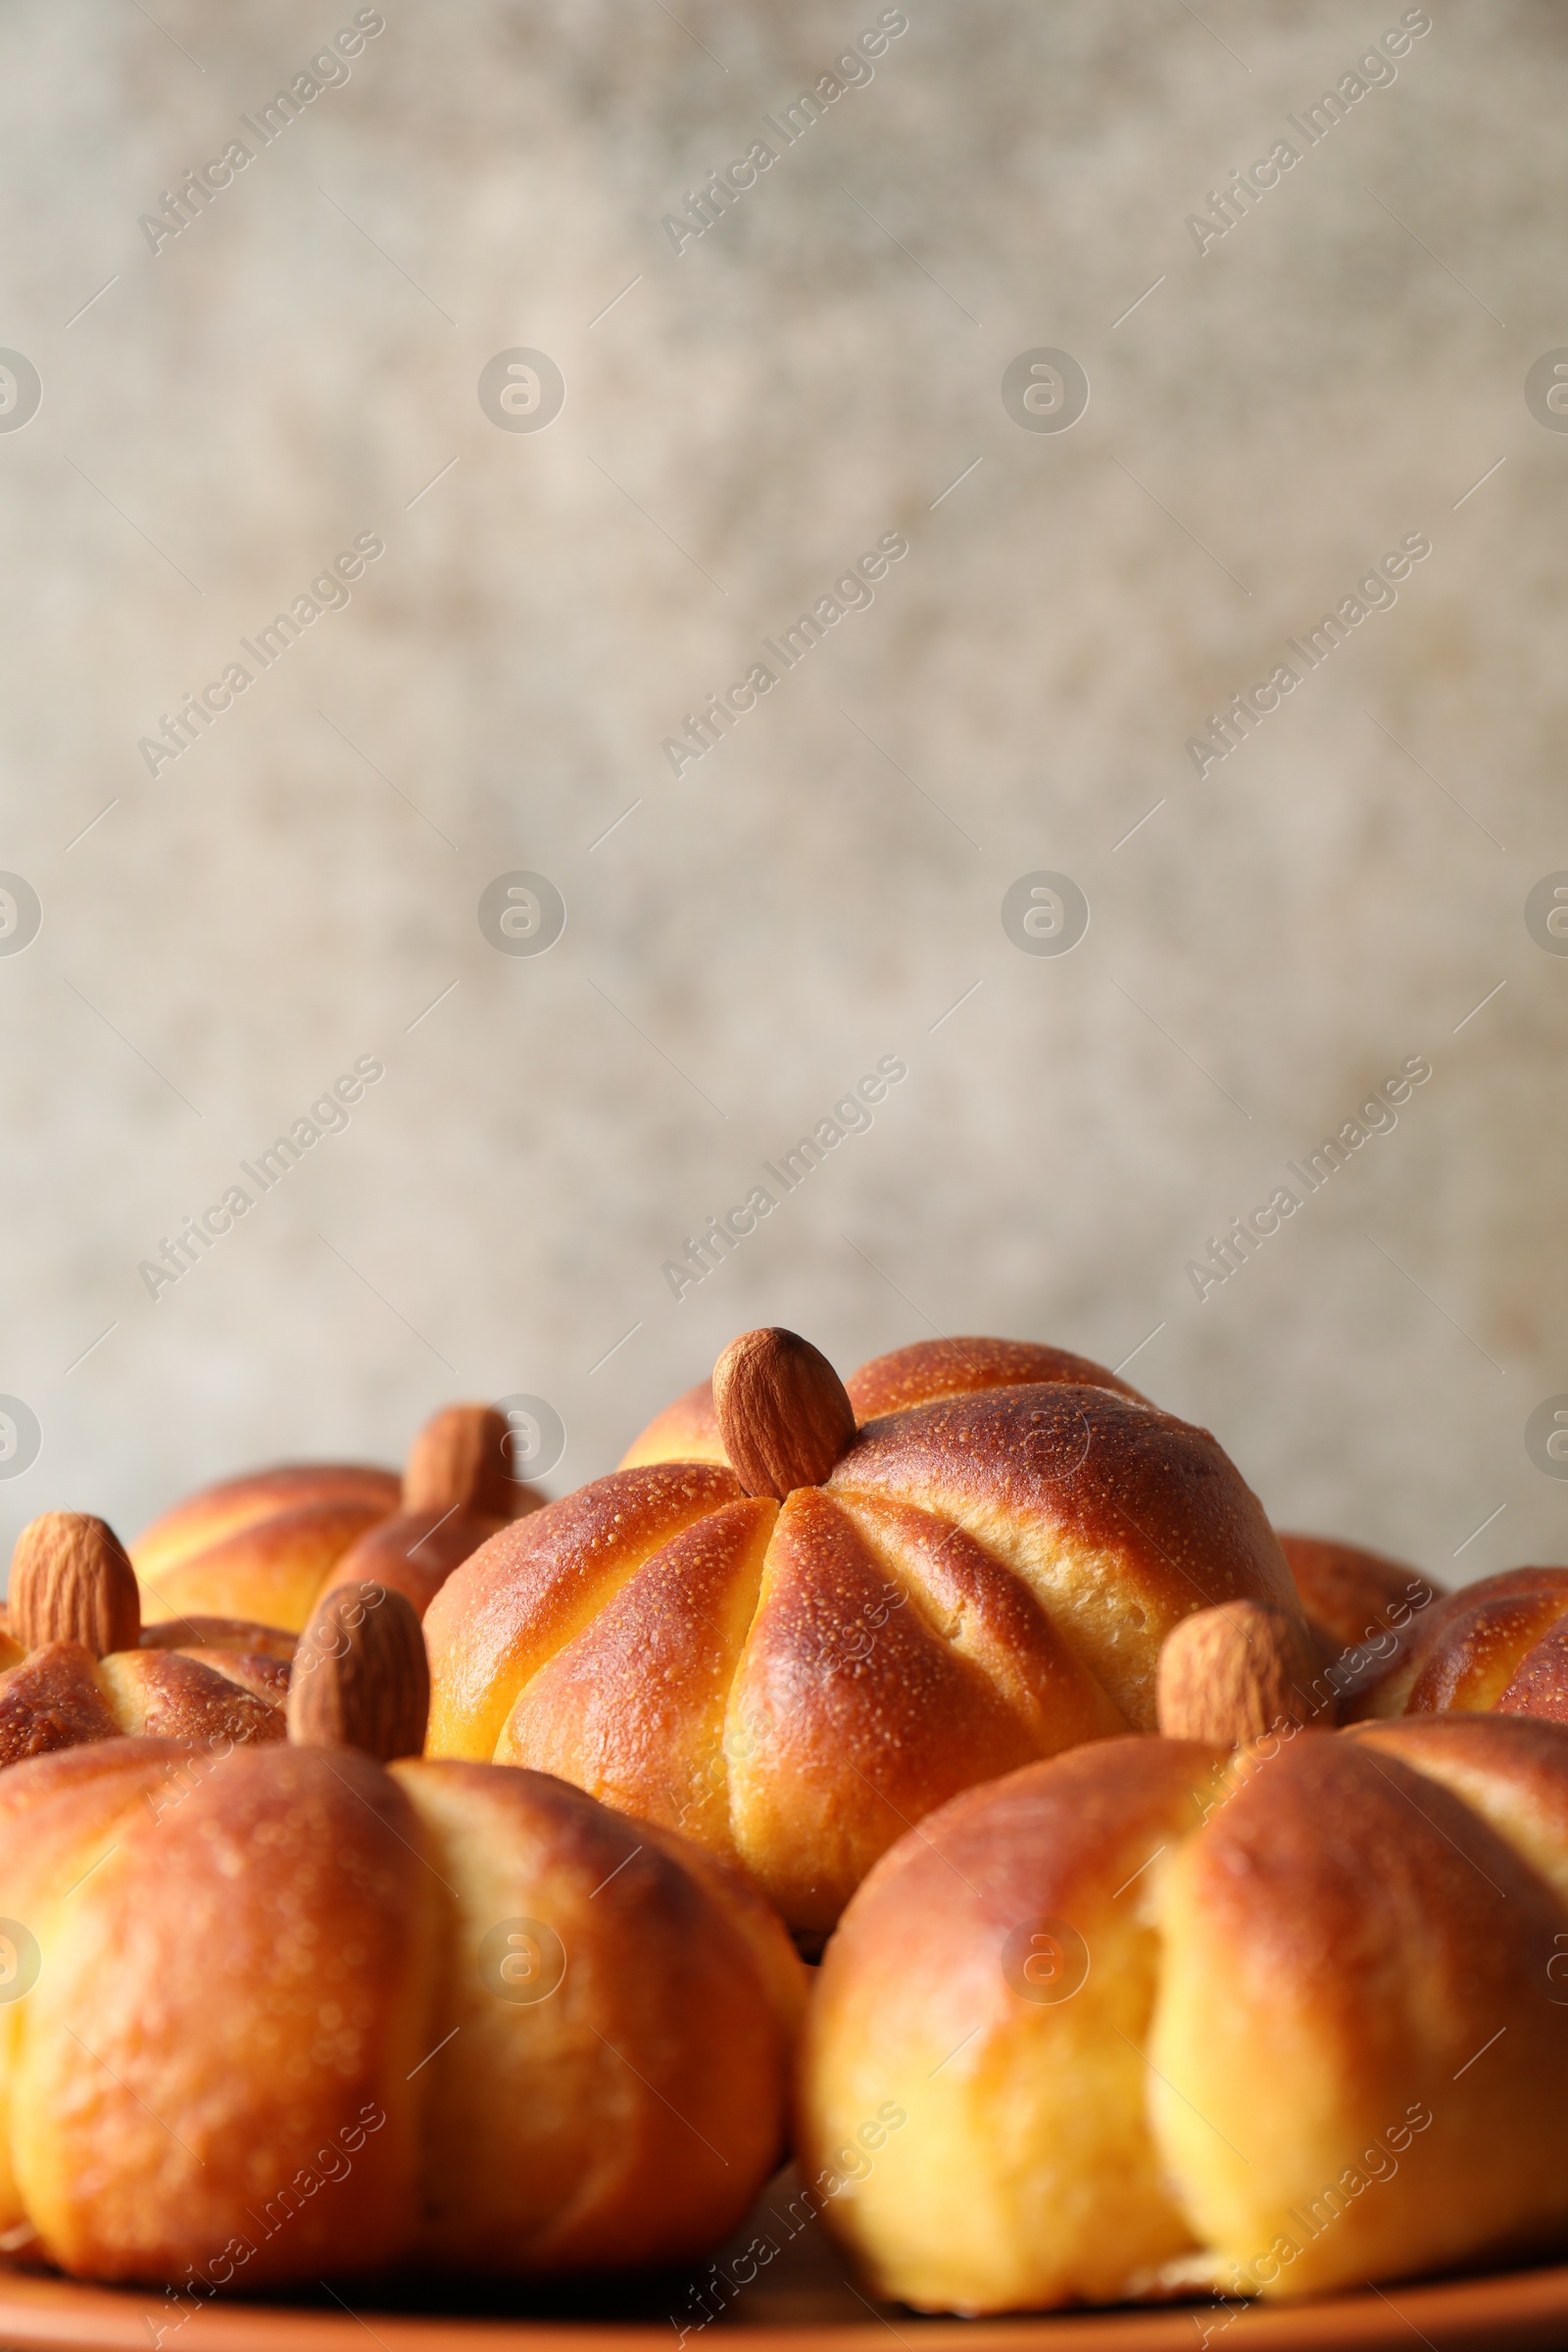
[1352, 1563, 1568, 1724]
[0, 1579, 803, 2287]
[799, 1599, 1568, 2312]
[0, 1512, 288, 1767]
[1274, 1529, 1446, 1710]
[132, 1402, 544, 1634]
[424, 1327, 1304, 1938]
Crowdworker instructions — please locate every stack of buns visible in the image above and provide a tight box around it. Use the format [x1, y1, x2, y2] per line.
[0, 1325, 1558, 2318]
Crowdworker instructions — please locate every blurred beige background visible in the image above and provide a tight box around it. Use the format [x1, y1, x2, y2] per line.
[0, 0, 1564, 1587]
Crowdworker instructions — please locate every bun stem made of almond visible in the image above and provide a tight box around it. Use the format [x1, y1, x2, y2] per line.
[711, 1328, 858, 1499]
[9, 1514, 140, 1657]
[286, 1579, 428, 1761]
[1156, 1599, 1329, 1744]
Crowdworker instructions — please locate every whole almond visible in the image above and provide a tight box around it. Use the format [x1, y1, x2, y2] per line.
[1156, 1598, 1328, 1745]
[403, 1403, 530, 1519]
[712, 1329, 858, 1500]
[10, 1513, 140, 1658]
[286, 1580, 429, 1761]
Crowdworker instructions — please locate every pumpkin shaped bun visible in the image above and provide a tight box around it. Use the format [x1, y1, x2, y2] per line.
[133, 1403, 544, 1634]
[424, 1329, 1303, 1936]
[0, 1581, 802, 2288]
[800, 1604, 1568, 2313]
[0, 1512, 289, 1770]
[1276, 1530, 1444, 1666]
[1355, 1563, 1568, 1723]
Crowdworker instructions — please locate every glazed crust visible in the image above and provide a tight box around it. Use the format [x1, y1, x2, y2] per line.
[317, 1505, 509, 1620]
[829, 1386, 1296, 1726]
[423, 1463, 746, 1764]
[1278, 1532, 1443, 1660]
[803, 1713, 1568, 2312]
[0, 1741, 801, 2286]
[429, 1373, 1298, 1932]
[4, 1741, 432, 2282]
[0, 1641, 285, 1775]
[493, 1496, 776, 1866]
[1360, 1567, 1568, 1723]
[844, 1336, 1146, 1419]
[392, 1761, 803, 2271]
[172, 1648, 291, 1706]
[0, 1646, 120, 1770]
[95, 1649, 285, 1747]
[800, 1739, 1224, 2311]
[130, 1463, 400, 1584]
[1347, 1711, 1568, 1911]
[724, 1484, 1125, 1932]
[1497, 1615, 1568, 1722]
[1152, 1727, 1568, 2295]
[136, 1496, 389, 1633]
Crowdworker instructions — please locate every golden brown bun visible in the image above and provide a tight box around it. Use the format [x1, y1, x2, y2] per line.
[0, 1538, 290, 1772]
[94, 1647, 286, 1744]
[617, 1335, 1144, 1470]
[1152, 1722, 1568, 2295]
[316, 1505, 507, 1620]
[172, 1648, 291, 1706]
[136, 1496, 389, 1632]
[428, 1371, 1299, 1935]
[1278, 1530, 1444, 1658]
[132, 1408, 545, 1634]
[426, 1462, 743, 1766]
[1359, 1566, 1568, 1722]
[130, 1462, 400, 1584]
[391, 1760, 801, 2272]
[800, 1738, 1224, 2310]
[0, 1641, 284, 1771]
[802, 1715, 1568, 2311]
[0, 1644, 120, 1768]
[0, 1740, 802, 2285]
[844, 1336, 1147, 1419]
[1276, 1531, 1445, 1712]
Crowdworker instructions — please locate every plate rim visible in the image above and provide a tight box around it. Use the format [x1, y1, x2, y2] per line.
[0, 2251, 1567, 2352]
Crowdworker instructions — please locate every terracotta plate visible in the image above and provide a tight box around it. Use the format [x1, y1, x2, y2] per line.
[2, 2170, 1565, 2352]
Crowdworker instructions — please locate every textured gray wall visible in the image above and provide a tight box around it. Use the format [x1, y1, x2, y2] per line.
[0, 0, 1564, 1588]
